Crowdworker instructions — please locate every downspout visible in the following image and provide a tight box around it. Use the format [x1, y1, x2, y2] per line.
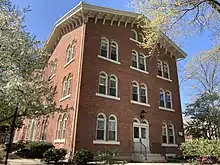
[69, 10, 86, 161]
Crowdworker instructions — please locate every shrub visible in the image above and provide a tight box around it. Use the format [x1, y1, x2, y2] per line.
[43, 148, 67, 164]
[74, 149, 93, 165]
[98, 149, 122, 165]
[180, 138, 220, 164]
[11, 140, 26, 152]
[26, 141, 54, 158]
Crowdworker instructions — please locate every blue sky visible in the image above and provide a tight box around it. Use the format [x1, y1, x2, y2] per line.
[11, 0, 214, 113]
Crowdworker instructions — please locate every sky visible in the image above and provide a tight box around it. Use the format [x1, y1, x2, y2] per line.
[10, 0, 214, 113]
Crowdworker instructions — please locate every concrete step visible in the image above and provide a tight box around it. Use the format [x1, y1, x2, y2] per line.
[132, 153, 166, 163]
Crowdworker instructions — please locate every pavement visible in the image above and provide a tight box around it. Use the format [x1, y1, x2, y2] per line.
[0, 159, 190, 165]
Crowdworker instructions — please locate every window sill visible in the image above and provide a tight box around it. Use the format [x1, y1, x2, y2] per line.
[131, 100, 150, 107]
[96, 93, 120, 101]
[54, 139, 65, 144]
[129, 38, 142, 45]
[64, 58, 75, 68]
[130, 66, 149, 74]
[162, 143, 178, 147]
[98, 55, 121, 65]
[59, 94, 71, 102]
[49, 74, 55, 80]
[157, 75, 172, 82]
[159, 106, 175, 112]
[93, 140, 120, 145]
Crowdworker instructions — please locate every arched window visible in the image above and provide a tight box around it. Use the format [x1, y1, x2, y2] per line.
[71, 43, 76, 60]
[110, 41, 118, 61]
[139, 54, 146, 71]
[61, 77, 67, 98]
[160, 89, 165, 107]
[108, 115, 117, 141]
[53, 59, 57, 74]
[165, 91, 172, 109]
[168, 124, 175, 144]
[163, 62, 170, 79]
[41, 119, 48, 141]
[67, 74, 72, 95]
[132, 81, 139, 101]
[62, 113, 68, 139]
[138, 33, 144, 43]
[96, 113, 106, 140]
[66, 45, 72, 63]
[132, 50, 138, 68]
[131, 29, 138, 41]
[140, 84, 147, 103]
[162, 123, 168, 143]
[157, 60, 163, 77]
[28, 119, 36, 141]
[56, 115, 62, 139]
[99, 72, 108, 95]
[109, 75, 118, 97]
[100, 37, 109, 58]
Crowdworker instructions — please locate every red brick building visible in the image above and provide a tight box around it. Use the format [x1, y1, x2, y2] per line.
[14, 2, 186, 162]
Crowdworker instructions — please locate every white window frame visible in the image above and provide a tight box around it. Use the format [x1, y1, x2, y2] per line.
[61, 77, 67, 98]
[131, 29, 138, 41]
[67, 74, 72, 95]
[99, 71, 108, 95]
[108, 114, 117, 141]
[28, 119, 36, 141]
[131, 50, 138, 69]
[157, 60, 163, 77]
[96, 113, 107, 141]
[165, 90, 172, 109]
[168, 123, 175, 144]
[56, 115, 62, 140]
[61, 113, 67, 139]
[162, 122, 168, 144]
[110, 41, 119, 62]
[140, 83, 148, 104]
[139, 53, 146, 72]
[66, 45, 72, 64]
[100, 37, 109, 58]
[163, 62, 170, 79]
[40, 119, 48, 141]
[159, 88, 165, 108]
[109, 75, 118, 97]
[132, 81, 139, 102]
[138, 33, 144, 43]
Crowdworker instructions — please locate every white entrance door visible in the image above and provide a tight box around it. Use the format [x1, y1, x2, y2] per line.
[133, 119, 149, 152]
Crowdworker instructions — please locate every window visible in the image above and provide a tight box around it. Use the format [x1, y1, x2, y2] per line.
[163, 62, 170, 79]
[139, 54, 146, 71]
[131, 29, 138, 41]
[168, 124, 175, 144]
[140, 84, 147, 103]
[62, 113, 67, 139]
[157, 60, 163, 77]
[28, 119, 36, 141]
[66, 43, 75, 64]
[99, 72, 107, 95]
[160, 89, 165, 107]
[61, 77, 67, 98]
[138, 33, 144, 43]
[41, 119, 48, 141]
[56, 115, 62, 139]
[165, 91, 172, 109]
[132, 81, 139, 101]
[162, 123, 168, 143]
[67, 74, 72, 95]
[96, 114, 106, 140]
[109, 75, 117, 97]
[50, 60, 57, 76]
[56, 113, 68, 140]
[110, 41, 118, 61]
[108, 115, 117, 141]
[100, 37, 109, 58]
[132, 50, 138, 68]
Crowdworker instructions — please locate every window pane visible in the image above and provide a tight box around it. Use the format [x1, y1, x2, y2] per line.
[108, 120, 116, 131]
[166, 93, 171, 108]
[110, 88, 116, 96]
[134, 127, 139, 138]
[157, 62, 162, 76]
[162, 135, 167, 143]
[140, 87, 146, 103]
[139, 34, 144, 43]
[99, 85, 106, 94]
[109, 131, 115, 141]
[97, 120, 104, 130]
[131, 31, 136, 40]
[66, 49, 71, 63]
[139, 56, 145, 71]
[110, 45, 117, 61]
[132, 54, 137, 68]
[169, 136, 174, 144]
[141, 128, 146, 139]
[160, 91, 165, 107]
[71, 45, 75, 59]
[101, 40, 108, 57]
[97, 130, 104, 140]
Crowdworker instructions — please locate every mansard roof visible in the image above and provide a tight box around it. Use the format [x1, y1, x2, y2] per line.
[45, 1, 187, 58]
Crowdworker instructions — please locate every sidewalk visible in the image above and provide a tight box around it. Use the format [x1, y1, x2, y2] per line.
[6, 159, 44, 165]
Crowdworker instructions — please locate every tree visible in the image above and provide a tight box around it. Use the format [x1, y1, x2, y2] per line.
[0, 0, 66, 126]
[131, 0, 220, 51]
[184, 48, 220, 94]
[184, 92, 220, 139]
